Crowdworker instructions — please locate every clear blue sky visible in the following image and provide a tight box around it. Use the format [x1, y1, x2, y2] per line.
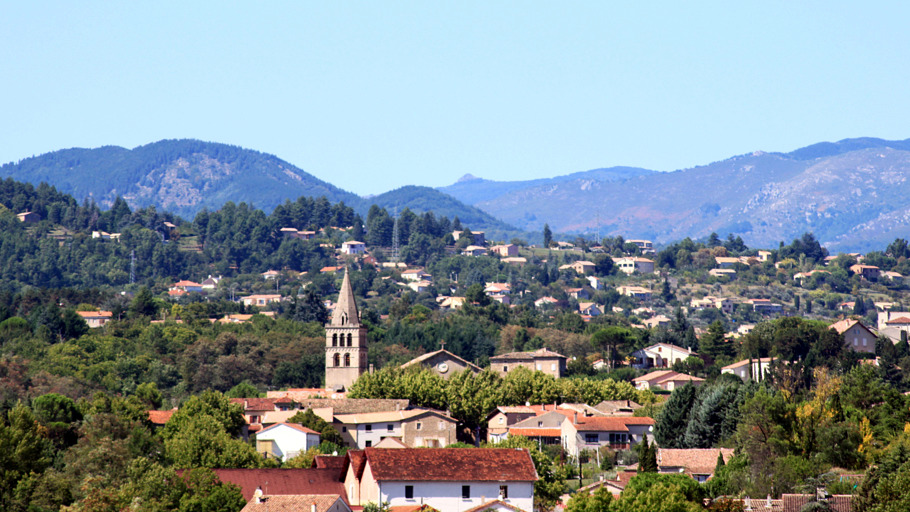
[2, 2, 909, 196]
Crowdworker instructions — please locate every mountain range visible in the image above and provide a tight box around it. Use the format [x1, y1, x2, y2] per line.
[4, 137, 910, 252]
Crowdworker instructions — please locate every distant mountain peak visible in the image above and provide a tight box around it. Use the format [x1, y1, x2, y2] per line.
[456, 173, 481, 183]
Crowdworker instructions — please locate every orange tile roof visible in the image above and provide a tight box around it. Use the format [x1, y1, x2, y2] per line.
[657, 448, 733, 475]
[147, 409, 175, 425]
[509, 427, 562, 437]
[240, 494, 345, 512]
[363, 448, 537, 482]
[574, 416, 655, 432]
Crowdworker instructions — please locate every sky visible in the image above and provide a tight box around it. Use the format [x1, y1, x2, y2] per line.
[2, 2, 910, 196]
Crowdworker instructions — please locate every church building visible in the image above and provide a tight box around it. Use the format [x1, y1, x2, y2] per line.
[325, 268, 368, 392]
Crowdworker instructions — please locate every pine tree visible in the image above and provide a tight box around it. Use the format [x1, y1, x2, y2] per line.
[655, 384, 697, 448]
[637, 437, 657, 473]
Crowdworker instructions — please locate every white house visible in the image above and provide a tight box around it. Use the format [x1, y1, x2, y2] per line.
[341, 241, 367, 255]
[344, 448, 537, 511]
[631, 343, 697, 369]
[613, 257, 655, 275]
[721, 358, 774, 382]
[255, 423, 321, 461]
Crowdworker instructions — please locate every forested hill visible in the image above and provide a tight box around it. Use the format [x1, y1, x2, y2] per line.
[0, 139, 362, 219]
[367, 186, 518, 236]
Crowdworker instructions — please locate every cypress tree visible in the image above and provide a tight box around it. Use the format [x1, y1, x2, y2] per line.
[655, 384, 697, 448]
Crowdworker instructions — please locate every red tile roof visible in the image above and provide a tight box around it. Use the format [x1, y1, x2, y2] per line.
[148, 409, 175, 425]
[313, 455, 346, 470]
[209, 469, 345, 502]
[657, 448, 734, 476]
[509, 427, 562, 437]
[781, 494, 852, 512]
[229, 398, 278, 411]
[574, 416, 655, 432]
[363, 448, 537, 482]
[462, 500, 526, 512]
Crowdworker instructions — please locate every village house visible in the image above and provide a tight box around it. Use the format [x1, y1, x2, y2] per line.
[747, 298, 783, 314]
[714, 256, 740, 269]
[849, 264, 880, 280]
[341, 241, 367, 255]
[641, 315, 672, 329]
[587, 276, 605, 290]
[534, 296, 559, 309]
[721, 358, 774, 382]
[616, 285, 652, 301]
[881, 270, 904, 283]
[451, 230, 486, 245]
[501, 256, 527, 266]
[334, 409, 458, 449]
[613, 257, 655, 275]
[708, 268, 736, 278]
[201, 275, 222, 289]
[17, 211, 40, 223]
[506, 410, 571, 447]
[689, 296, 733, 314]
[829, 318, 877, 353]
[462, 245, 489, 257]
[241, 294, 282, 307]
[565, 287, 590, 300]
[657, 448, 734, 483]
[170, 280, 203, 293]
[627, 239, 654, 254]
[559, 260, 596, 275]
[240, 495, 351, 512]
[255, 423, 321, 461]
[565, 416, 656, 457]
[632, 370, 705, 391]
[577, 302, 603, 317]
[76, 310, 113, 328]
[490, 348, 567, 378]
[490, 244, 519, 257]
[406, 280, 432, 293]
[757, 250, 772, 262]
[486, 406, 538, 443]
[401, 268, 432, 282]
[343, 448, 537, 511]
[631, 343, 697, 369]
[484, 282, 511, 304]
[400, 348, 482, 379]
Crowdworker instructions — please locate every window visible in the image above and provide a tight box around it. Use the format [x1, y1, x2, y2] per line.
[365, 424, 372, 432]
[499, 485, 508, 499]
[551, 363, 556, 371]
[333, 353, 340, 367]
[537, 421, 543, 427]
[347, 333, 353, 346]
[585, 433, 598, 443]
[439, 421, 444, 430]
[499, 417, 505, 424]
[416, 422, 422, 430]
[344, 353, 351, 367]
[342, 426, 347, 432]
[503, 365, 508, 372]
[365, 440, 371, 447]
[462, 485, 471, 499]
[405, 485, 414, 499]
[387, 424, 394, 432]
[536, 363, 541, 370]
[332, 333, 338, 346]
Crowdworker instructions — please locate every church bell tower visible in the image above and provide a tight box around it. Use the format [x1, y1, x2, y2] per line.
[325, 268, 368, 391]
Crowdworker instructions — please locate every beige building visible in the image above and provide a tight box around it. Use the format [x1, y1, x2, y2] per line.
[400, 348, 482, 379]
[334, 409, 457, 449]
[721, 358, 773, 382]
[490, 348, 567, 378]
[325, 269, 368, 392]
[829, 318, 877, 354]
[486, 406, 537, 443]
[613, 257, 655, 275]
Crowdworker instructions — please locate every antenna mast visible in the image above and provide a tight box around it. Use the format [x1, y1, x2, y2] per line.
[392, 207, 400, 263]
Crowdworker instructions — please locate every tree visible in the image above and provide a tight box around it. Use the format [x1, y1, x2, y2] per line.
[655, 384, 697, 448]
[224, 381, 260, 399]
[286, 409, 345, 446]
[637, 437, 657, 473]
[590, 326, 633, 370]
[0, 403, 53, 508]
[543, 224, 553, 248]
[699, 320, 731, 361]
[613, 473, 704, 512]
[565, 486, 614, 512]
[129, 286, 158, 318]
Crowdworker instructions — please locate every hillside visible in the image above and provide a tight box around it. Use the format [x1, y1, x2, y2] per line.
[0, 139, 362, 219]
[367, 185, 517, 235]
[453, 137, 910, 252]
[438, 166, 655, 205]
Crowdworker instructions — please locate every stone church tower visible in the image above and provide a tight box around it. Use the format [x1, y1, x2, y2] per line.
[325, 268, 368, 391]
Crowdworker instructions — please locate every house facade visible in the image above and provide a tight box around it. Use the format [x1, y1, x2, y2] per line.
[721, 358, 773, 382]
[631, 343, 697, 369]
[344, 448, 537, 511]
[400, 349, 482, 379]
[341, 241, 367, 255]
[334, 409, 457, 449]
[255, 423, 321, 461]
[829, 318, 876, 354]
[613, 257, 655, 275]
[490, 348, 567, 378]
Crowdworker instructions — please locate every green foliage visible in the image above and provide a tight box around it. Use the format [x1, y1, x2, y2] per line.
[613, 473, 705, 512]
[224, 381, 260, 399]
[286, 409, 344, 447]
[637, 436, 658, 473]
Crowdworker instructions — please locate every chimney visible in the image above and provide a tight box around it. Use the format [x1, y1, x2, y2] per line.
[574, 412, 578, 424]
[254, 487, 264, 504]
[369, 364, 374, 374]
[311, 503, 316, 512]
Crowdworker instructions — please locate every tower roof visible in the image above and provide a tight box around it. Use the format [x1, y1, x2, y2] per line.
[330, 268, 360, 327]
